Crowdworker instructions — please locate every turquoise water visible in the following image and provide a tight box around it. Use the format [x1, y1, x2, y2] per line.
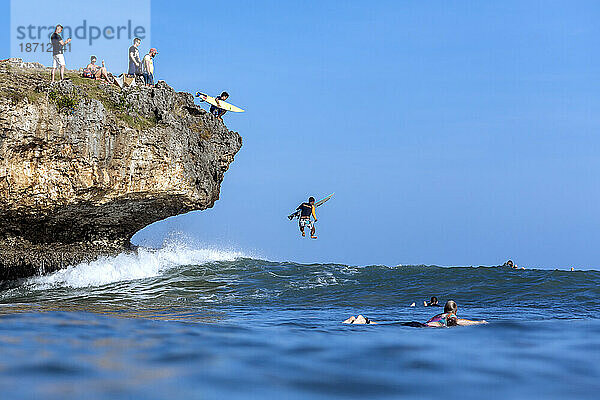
[1, 245, 599, 399]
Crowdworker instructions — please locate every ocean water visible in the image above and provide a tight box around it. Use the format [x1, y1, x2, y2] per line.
[1, 244, 599, 399]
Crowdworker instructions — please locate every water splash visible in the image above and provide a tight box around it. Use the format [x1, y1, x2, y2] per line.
[27, 242, 246, 289]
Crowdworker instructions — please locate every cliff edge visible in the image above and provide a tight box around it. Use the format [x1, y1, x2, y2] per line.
[0, 59, 242, 281]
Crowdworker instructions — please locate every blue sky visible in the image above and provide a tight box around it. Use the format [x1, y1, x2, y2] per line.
[2, 1, 599, 269]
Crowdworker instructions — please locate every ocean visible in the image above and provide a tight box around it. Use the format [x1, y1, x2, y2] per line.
[1, 244, 599, 399]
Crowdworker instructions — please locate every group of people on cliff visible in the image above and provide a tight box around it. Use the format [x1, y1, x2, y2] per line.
[48, 24, 232, 121]
[125, 36, 158, 86]
[50, 24, 158, 87]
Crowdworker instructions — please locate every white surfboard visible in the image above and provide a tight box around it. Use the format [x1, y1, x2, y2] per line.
[195, 92, 245, 113]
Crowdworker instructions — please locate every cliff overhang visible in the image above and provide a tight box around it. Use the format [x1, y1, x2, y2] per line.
[0, 58, 242, 281]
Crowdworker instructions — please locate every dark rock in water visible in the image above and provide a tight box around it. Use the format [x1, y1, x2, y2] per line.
[0, 58, 242, 281]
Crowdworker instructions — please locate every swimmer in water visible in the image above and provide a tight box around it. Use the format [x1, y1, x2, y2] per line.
[343, 315, 376, 324]
[344, 300, 487, 326]
[423, 296, 442, 307]
[503, 259, 525, 269]
[420, 300, 487, 327]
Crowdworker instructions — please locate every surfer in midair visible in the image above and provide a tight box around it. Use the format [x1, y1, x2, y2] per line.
[296, 196, 318, 239]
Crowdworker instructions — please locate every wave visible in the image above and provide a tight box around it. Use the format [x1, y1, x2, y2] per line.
[27, 243, 246, 289]
[5, 242, 599, 323]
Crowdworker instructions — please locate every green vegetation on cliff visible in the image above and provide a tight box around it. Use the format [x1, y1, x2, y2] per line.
[0, 63, 156, 130]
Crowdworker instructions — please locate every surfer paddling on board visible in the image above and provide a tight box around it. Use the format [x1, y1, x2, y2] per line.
[344, 300, 487, 327]
[210, 91, 230, 121]
[296, 197, 318, 239]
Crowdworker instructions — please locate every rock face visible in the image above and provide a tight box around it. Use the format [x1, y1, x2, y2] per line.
[0, 59, 242, 281]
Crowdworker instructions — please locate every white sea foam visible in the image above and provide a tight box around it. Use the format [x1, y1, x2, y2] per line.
[28, 243, 245, 289]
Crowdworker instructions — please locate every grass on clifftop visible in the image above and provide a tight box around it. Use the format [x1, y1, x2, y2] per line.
[0, 66, 157, 130]
[0, 67, 46, 104]
[65, 72, 158, 130]
[0, 89, 45, 105]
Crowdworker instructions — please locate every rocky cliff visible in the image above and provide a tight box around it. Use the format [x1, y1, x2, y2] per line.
[0, 59, 242, 281]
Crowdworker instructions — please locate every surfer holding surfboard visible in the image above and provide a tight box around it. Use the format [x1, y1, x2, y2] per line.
[210, 91, 230, 120]
[288, 193, 334, 239]
[195, 91, 245, 120]
[295, 197, 318, 239]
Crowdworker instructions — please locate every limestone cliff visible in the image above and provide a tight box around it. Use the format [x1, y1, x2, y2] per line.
[0, 59, 242, 281]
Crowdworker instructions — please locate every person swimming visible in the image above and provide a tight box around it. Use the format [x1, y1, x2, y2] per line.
[502, 259, 525, 270]
[344, 300, 487, 327]
[343, 315, 375, 324]
[423, 296, 442, 307]
[419, 300, 487, 327]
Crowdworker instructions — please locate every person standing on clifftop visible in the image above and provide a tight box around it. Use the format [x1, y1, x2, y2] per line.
[50, 25, 71, 83]
[128, 37, 142, 76]
[142, 48, 158, 86]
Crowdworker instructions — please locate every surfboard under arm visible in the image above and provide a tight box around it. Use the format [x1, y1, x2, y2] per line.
[287, 193, 334, 220]
[195, 92, 245, 113]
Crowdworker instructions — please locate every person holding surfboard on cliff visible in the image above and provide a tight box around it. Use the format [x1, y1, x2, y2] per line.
[195, 91, 245, 117]
[296, 197, 318, 239]
[210, 91, 230, 120]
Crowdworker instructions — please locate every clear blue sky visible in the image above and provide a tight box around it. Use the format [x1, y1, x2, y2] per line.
[2, 1, 599, 269]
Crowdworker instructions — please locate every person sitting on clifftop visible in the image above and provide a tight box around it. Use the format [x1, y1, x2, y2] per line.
[210, 91, 230, 121]
[84, 56, 113, 83]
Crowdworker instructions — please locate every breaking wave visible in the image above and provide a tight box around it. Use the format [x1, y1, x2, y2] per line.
[27, 243, 246, 289]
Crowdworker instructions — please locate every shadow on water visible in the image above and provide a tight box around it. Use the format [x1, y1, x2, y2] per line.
[0, 302, 226, 323]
